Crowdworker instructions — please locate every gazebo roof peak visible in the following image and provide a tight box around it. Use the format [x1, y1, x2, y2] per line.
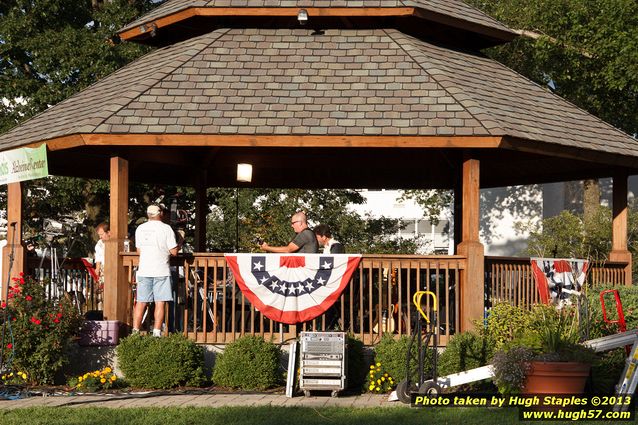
[118, 0, 516, 48]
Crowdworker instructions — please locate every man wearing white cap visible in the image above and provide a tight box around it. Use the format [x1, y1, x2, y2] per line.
[133, 205, 178, 336]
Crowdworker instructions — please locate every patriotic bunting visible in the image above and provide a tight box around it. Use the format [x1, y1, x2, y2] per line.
[531, 258, 588, 306]
[225, 253, 362, 324]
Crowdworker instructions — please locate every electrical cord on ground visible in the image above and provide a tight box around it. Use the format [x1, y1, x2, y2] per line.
[0, 385, 31, 401]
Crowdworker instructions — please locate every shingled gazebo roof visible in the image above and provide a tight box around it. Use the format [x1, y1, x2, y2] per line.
[0, 1, 636, 189]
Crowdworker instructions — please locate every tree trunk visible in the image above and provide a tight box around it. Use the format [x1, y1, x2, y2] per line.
[583, 179, 600, 224]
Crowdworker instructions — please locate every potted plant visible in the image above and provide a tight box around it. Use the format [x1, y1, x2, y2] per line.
[491, 304, 597, 395]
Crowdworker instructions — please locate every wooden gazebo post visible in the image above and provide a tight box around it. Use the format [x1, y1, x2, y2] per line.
[1, 182, 25, 288]
[456, 153, 484, 331]
[103, 157, 131, 325]
[610, 174, 632, 285]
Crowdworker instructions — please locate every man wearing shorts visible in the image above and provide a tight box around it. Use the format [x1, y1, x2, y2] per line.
[133, 205, 178, 337]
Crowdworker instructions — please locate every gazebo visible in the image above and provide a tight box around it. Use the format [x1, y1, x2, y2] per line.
[1, 0, 636, 343]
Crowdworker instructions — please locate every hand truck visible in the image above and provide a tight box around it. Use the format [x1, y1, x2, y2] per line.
[396, 291, 441, 403]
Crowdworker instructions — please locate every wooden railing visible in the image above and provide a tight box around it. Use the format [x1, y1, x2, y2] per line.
[486, 256, 629, 309]
[122, 253, 465, 346]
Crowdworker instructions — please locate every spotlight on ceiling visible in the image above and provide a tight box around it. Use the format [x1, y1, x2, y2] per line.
[297, 9, 308, 25]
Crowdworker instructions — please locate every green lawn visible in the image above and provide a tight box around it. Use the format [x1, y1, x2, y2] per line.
[0, 406, 634, 425]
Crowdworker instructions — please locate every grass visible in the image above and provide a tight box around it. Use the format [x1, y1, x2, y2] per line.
[0, 406, 634, 425]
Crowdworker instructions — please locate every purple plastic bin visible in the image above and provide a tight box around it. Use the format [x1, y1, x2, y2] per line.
[79, 320, 120, 346]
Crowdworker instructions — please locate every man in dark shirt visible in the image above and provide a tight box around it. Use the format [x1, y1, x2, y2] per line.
[314, 224, 345, 254]
[260, 211, 318, 253]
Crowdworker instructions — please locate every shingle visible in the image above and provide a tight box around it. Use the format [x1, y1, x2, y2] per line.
[0, 27, 636, 161]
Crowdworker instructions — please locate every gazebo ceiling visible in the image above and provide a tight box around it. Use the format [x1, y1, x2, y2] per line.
[45, 144, 630, 189]
[118, 0, 516, 49]
[1, 4, 636, 191]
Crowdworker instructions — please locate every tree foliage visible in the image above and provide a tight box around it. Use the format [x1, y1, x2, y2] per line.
[0, 0, 157, 132]
[468, 0, 638, 136]
[0, 0, 163, 251]
[206, 188, 417, 254]
[526, 207, 638, 276]
[405, 1, 637, 241]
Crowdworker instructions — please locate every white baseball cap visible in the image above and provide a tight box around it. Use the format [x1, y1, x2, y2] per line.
[147, 205, 161, 217]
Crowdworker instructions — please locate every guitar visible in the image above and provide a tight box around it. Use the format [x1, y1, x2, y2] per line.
[373, 304, 396, 333]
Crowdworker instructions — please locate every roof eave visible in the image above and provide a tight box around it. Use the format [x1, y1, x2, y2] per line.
[117, 7, 516, 47]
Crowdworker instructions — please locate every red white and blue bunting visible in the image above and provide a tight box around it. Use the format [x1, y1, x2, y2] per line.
[225, 253, 362, 324]
[531, 258, 589, 306]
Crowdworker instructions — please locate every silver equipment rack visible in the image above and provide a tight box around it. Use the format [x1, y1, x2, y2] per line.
[299, 331, 347, 397]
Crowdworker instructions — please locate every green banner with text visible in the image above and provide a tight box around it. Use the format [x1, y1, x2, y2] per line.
[0, 144, 48, 185]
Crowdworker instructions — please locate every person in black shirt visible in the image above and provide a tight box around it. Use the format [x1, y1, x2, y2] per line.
[314, 224, 345, 254]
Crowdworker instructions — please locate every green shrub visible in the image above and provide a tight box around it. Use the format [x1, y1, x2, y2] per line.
[0, 274, 82, 384]
[373, 334, 432, 384]
[346, 334, 368, 391]
[439, 331, 494, 376]
[483, 303, 533, 350]
[586, 285, 638, 339]
[590, 348, 626, 394]
[117, 333, 206, 389]
[212, 335, 282, 390]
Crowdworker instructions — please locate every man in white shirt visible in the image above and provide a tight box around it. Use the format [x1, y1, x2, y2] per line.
[133, 205, 178, 337]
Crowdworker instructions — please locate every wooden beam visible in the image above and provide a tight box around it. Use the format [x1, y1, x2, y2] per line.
[609, 174, 632, 285]
[197, 7, 415, 17]
[118, 7, 415, 41]
[103, 157, 130, 326]
[43, 135, 86, 151]
[2, 183, 25, 295]
[78, 133, 504, 149]
[456, 153, 484, 332]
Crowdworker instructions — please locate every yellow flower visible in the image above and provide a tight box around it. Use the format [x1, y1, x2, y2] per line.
[376, 362, 381, 367]
[21, 373, 27, 379]
[377, 379, 381, 384]
[78, 376, 83, 382]
[376, 387, 381, 392]
[370, 365, 375, 370]
[104, 367, 112, 373]
[110, 375, 117, 381]
[381, 377, 385, 381]
[100, 378, 106, 383]
[384, 373, 388, 377]
[368, 385, 375, 390]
